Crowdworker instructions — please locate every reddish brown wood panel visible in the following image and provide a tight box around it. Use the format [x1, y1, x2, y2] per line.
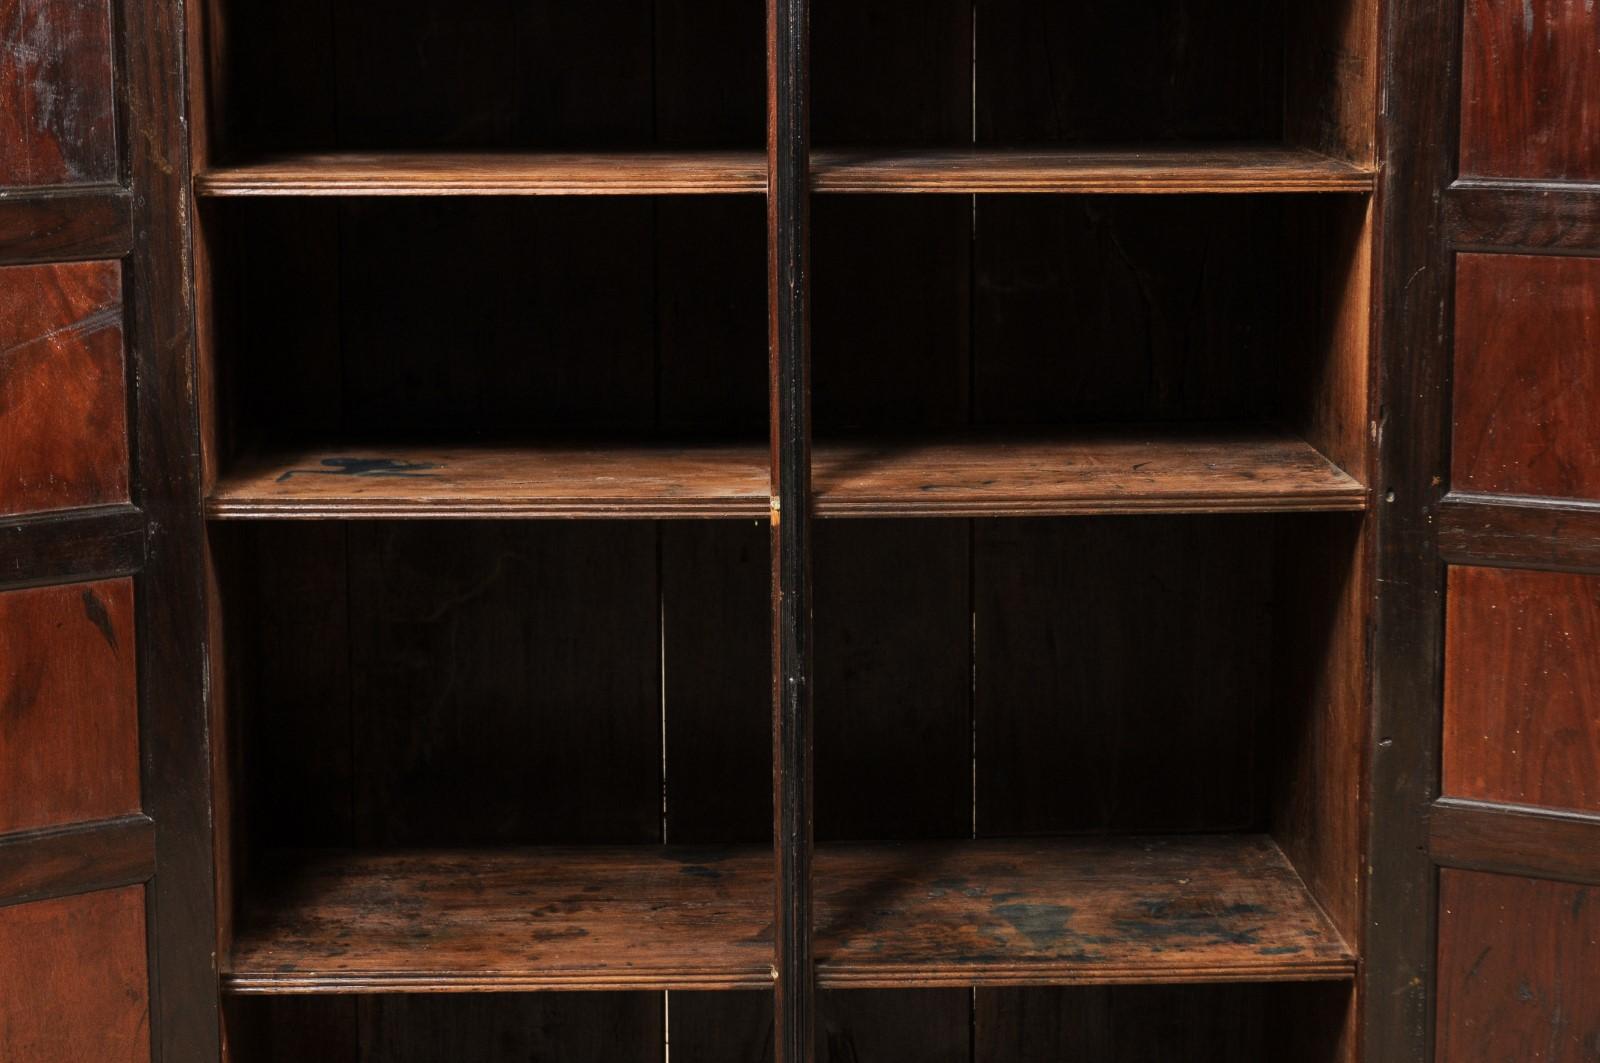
[0, 578, 139, 835]
[1452, 253, 1600, 501]
[1461, 0, 1600, 180]
[1437, 869, 1600, 1061]
[0, 0, 117, 187]
[1444, 566, 1600, 814]
[0, 885, 150, 1063]
[0, 260, 128, 515]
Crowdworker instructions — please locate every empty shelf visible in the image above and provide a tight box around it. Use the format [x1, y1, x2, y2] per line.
[810, 145, 1375, 194]
[196, 151, 768, 196]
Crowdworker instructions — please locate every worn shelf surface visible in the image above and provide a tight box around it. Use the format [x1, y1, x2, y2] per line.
[815, 836, 1355, 988]
[195, 146, 1373, 197]
[225, 836, 1353, 995]
[207, 443, 771, 519]
[196, 151, 768, 196]
[812, 145, 1375, 194]
[208, 427, 1363, 521]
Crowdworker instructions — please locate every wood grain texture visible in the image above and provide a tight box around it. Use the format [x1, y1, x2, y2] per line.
[1448, 181, 1600, 252]
[226, 847, 775, 993]
[208, 428, 1364, 520]
[1437, 869, 1600, 1061]
[0, 885, 150, 1062]
[225, 837, 1351, 995]
[1441, 493, 1600, 575]
[1444, 565, 1600, 813]
[0, 812, 152, 906]
[0, 503, 143, 591]
[0, 0, 117, 187]
[0, 259, 128, 516]
[1432, 798, 1600, 885]
[811, 146, 1373, 194]
[0, 578, 139, 834]
[815, 836, 1355, 987]
[1452, 253, 1600, 500]
[0, 187, 131, 264]
[1461, 0, 1600, 180]
[196, 151, 769, 195]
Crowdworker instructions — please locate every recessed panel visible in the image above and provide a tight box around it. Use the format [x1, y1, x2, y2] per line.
[0, 0, 118, 187]
[1461, 0, 1600, 180]
[1437, 869, 1600, 1062]
[0, 578, 140, 835]
[0, 886, 151, 1063]
[1444, 566, 1600, 814]
[1452, 253, 1600, 500]
[0, 260, 129, 516]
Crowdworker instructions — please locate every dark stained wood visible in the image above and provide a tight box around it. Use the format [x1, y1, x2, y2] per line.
[207, 443, 772, 520]
[1444, 565, 1600, 813]
[1448, 180, 1600, 252]
[1436, 869, 1600, 1061]
[819, 990, 969, 1063]
[814, 836, 1355, 988]
[810, 146, 1374, 194]
[975, 516, 1274, 835]
[226, 847, 776, 993]
[0, 188, 132, 264]
[1441, 493, 1600, 574]
[0, 503, 143, 590]
[1461, 0, 1600, 180]
[1452, 252, 1600, 500]
[1285, 0, 1380, 166]
[0, 885, 150, 1062]
[0, 813, 154, 907]
[0, 0, 118, 187]
[1431, 798, 1600, 886]
[0, 259, 128, 517]
[976, 983, 1355, 1063]
[812, 0, 967, 147]
[196, 151, 769, 196]
[0, 578, 140, 835]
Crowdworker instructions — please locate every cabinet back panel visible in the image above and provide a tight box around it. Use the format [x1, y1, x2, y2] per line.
[206, 0, 763, 154]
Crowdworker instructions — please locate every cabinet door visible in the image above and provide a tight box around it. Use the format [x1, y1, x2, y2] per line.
[1, 1, 212, 1061]
[1370, 1, 1600, 1061]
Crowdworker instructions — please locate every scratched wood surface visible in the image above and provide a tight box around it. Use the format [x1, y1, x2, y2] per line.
[0, 578, 139, 835]
[1461, 0, 1600, 180]
[1444, 566, 1600, 814]
[1436, 869, 1600, 1062]
[0, 260, 128, 516]
[0, 0, 117, 187]
[1452, 253, 1600, 501]
[0, 886, 150, 1063]
[207, 429, 1363, 519]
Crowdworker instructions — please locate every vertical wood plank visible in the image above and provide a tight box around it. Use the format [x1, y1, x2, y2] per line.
[0, 260, 128, 516]
[0, 886, 150, 1063]
[1445, 566, 1600, 814]
[0, 578, 139, 835]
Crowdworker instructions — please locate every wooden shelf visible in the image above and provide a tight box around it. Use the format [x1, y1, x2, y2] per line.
[223, 836, 1353, 995]
[207, 428, 1363, 521]
[811, 426, 1365, 517]
[815, 836, 1356, 988]
[195, 146, 1372, 197]
[195, 151, 768, 196]
[812, 145, 1375, 194]
[225, 847, 775, 994]
[206, 443, 771, 520]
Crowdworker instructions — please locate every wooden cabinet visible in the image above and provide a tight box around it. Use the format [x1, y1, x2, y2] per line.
[0, 0, 1594, 1060]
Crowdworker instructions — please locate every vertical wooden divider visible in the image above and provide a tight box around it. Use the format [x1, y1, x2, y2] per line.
[769, 0, 813, 1059]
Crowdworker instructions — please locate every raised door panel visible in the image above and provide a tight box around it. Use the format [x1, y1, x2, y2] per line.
[1461, 0, 1600, 181]
[1451, 253, 1600, 502]
[0, 578, 140, 834]
[1436, 870, 1600, 1062]
[0, 0, 118, 187]
[0, 885, 151, 1063]
[0, 259, 129, 516]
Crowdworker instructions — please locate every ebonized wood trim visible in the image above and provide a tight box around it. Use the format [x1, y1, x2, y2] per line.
[0, 815, 156, 909]
[1431, 798, 1600, 886]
